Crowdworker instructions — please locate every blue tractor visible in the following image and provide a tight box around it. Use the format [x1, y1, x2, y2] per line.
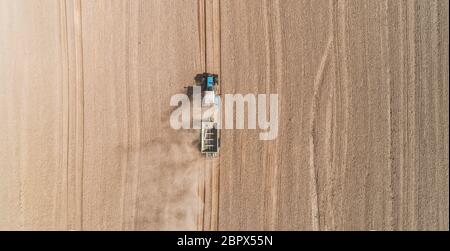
[195, 73, 220, 158]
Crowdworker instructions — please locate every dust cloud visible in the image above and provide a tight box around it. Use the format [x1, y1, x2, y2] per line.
[134, 101, 205, 230]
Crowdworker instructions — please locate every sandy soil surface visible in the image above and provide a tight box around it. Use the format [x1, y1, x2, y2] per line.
[218, 0, 449, 231]
[0, 0, 448, 230]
